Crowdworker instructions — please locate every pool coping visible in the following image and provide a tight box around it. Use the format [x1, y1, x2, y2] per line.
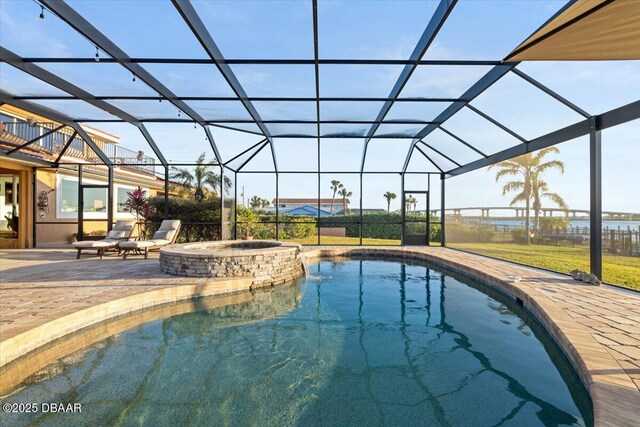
[0, 277, 253, 369]
[302, 247, 640, 427]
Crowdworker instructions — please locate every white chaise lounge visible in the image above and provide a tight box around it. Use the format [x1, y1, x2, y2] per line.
[118, 220, 181, 259]
[72, 219, 136, 259]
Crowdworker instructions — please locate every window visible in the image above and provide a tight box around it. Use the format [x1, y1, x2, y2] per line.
[117, 186, 130, 213]
[83, 187, 107, 214]
[59, 178, 78, 215]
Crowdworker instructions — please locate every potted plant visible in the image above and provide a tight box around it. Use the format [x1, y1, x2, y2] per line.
[237, 206, 258, 240]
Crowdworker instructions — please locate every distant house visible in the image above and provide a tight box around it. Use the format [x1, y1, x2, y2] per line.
[271, 198, 350, 215]
[285, 205, 332, 217]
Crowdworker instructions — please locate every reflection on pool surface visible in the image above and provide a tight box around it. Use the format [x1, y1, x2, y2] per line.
[1, 259, 592, 426]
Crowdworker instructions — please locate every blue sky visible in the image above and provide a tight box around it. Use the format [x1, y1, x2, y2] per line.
[1, 0, 638, 213]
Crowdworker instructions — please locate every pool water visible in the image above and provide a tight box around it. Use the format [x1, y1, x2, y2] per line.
[1, 259, 593, 426]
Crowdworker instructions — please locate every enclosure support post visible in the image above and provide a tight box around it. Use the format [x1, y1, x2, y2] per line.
[589, 116, 602, 279]
[400, 173, 405, 246]
[78, 165, 83, 240]
[220, 166, 225, 241]
[359, 172, 363, 246]
[164, 165, 169, 218]
[107, 166, 113, 232]
[441, 173, 445, 247]
[234, 171, 238, 240]
[275, 172, 279, 241]
[32, 167, 37, 248]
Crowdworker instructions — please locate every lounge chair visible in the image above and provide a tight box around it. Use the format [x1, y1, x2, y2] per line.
[118, 220, 181, 259]
[72, 219, 136, 259]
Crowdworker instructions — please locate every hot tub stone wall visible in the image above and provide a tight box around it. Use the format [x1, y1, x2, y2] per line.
[160, 241, 305, 287]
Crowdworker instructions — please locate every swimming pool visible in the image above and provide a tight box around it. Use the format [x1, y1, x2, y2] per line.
[0, 259, 592, 426]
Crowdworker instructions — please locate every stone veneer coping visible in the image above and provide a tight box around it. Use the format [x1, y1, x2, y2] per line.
[159, 240, 305, 287]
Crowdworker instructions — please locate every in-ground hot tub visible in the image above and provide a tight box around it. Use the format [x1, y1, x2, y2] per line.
[160, 240, 305, 287]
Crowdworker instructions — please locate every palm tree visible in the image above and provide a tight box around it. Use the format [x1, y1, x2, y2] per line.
[338, 187, 352, 215]
[489, 147, 567, 244]
[383, 191, 396, 212]
[330, 180, 343, 215]
[170, 152, 231, 202]
[405, 195, 417, 213]
[532, 177, 568, 241]
[249, 195, 262, 209]
[260, 198, 270, 208]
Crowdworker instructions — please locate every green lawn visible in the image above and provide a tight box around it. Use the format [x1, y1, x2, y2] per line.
[282, 236, 401, 245]
[449, 243, 640, 290]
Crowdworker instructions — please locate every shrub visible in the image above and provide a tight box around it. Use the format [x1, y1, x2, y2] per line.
[147, 195, 221, 242]
[510, 227, 528, 244]
[446, 222, 496, 243]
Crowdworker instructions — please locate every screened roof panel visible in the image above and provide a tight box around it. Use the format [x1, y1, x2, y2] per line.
[230, 65, 316, 98]
[320, 65, 403, 98]
[442, 107, 523, 157]
[423, 1, 565, 60]
[212, 122, 262, 135]
[30, 100, 117, 121]
[320, 101, 386, 122]
[317, 1, 438, 59]
[418, 143, 459, 171]
[268, 123, 317, 138]
[518, 61, 640, 115]
[470, 71, 585, 140]
[208, 126, 265, 163]
[423, 128, 484, 165]
[320, 124, 368, 138]
[191, 0, 313, 59]
[373, 124, 423, 138]
[66, 0, 208, 58]
[399, 65, 492, 98]
[186, 100, 253, 121]
[251, 101, 317, 121]
[107, 100, 190, 120]
[385, 102, 451, 122]
[141, 64, 236, 98]
[0, 0, 112, 59]
[0, 63, 68, 97]
[38, 62, 158, 97]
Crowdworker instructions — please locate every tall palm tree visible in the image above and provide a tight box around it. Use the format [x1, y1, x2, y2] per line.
[338, 187, 352, 215]
[170, 152, 231, 202]
[489, 147, 566, 244]
[330, 180, 343, 215]
[383, 191, 396, 212]
[532, 178, 568, 241]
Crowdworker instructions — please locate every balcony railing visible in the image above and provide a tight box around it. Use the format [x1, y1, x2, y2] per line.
[1, 120, 156, 175]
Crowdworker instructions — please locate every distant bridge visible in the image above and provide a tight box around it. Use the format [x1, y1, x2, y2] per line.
[425, 207, 638, 218]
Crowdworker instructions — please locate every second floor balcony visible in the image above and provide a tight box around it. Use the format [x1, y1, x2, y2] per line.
[0, 119, 156, 175]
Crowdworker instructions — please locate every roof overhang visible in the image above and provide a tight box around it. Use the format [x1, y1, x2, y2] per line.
[505, 0, 640, 61]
